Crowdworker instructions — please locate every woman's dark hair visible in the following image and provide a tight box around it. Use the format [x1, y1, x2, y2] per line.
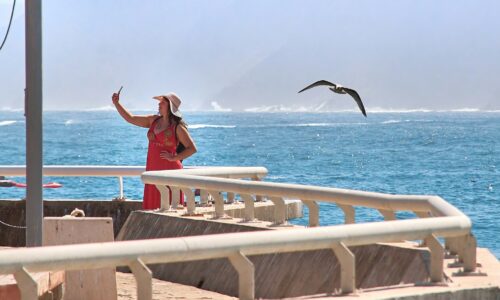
[170, 114, 187, 128]
[171, 114, 188, 157]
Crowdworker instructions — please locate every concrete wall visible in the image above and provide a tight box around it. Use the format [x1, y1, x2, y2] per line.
[0, 200, 141, 247]
[117, 211, 431, 299]
[43, 217, 117, 300]
[0, 199, 302, 247]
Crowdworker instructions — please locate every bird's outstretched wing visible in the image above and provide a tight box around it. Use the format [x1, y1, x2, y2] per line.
[343, 88, 367, 117]
[298, 80, 337, 93]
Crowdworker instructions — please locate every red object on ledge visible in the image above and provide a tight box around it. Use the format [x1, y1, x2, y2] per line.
[0, 180, 62, 188]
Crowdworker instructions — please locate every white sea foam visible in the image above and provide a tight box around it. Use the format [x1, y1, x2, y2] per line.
[358, 107, 489, 113]
[190, 124, 236, 129]
[381, 120, 402, 124]
[449, 108, 480, 112]
[0, 107, 23, 112]
[83, 105, 115, 112]
[244, 105, 322, 113]
[210, 101, 232, 112]
[266, 175, 287, 180]
[295, 123, 333, 127]
[0, 120, 17, 126]
[369, 107, 433, 113]
[65, 119, 75, 125]
[293, 123, 369, 127]
[244, 104, 443, 113]
[246, 122, 368, 128]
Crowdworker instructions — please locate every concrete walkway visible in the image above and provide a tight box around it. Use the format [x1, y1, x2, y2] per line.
[116, 272, 236, 300]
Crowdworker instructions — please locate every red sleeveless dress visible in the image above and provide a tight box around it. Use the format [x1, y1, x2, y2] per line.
[143, 117, 183, 210]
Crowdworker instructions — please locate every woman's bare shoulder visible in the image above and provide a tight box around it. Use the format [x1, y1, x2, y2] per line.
[145, 115, 160, 125]
[176, 122, 189, 132]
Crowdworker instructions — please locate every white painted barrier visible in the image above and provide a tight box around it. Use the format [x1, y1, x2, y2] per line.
[0, 216, 472, 299]
[0, 165, 268, 200]
[0, 165, 477, 300]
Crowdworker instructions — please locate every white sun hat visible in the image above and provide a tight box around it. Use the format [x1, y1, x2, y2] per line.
[153, 92, 182, 118]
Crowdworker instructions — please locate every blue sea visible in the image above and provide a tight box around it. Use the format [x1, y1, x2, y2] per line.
[1, 111, 499, 257]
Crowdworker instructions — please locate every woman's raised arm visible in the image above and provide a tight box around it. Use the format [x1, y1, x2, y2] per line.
[112, 93, 153, 128]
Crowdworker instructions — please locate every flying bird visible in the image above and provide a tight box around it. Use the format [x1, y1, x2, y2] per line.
[298, 80, 367, 117]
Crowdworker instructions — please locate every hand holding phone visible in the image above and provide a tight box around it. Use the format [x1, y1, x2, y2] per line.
[112, 86, 123, 105]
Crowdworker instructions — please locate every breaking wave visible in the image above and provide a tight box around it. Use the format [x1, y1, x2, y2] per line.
[0, 120, 17, 126]
[83, 106, 116, 112]
[189, 124, 236, 129]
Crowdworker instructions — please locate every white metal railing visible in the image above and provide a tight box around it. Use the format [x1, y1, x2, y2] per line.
[0, 165, 145, 200]
[0, 216, 471, 300]
[0, 165, 268, 200]
[141, 169, 477, 297]
[141, 170, 476, 272]
[0, 166, 478, 300]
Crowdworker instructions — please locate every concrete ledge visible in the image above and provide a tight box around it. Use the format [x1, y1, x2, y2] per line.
[117, 211, 431, 298]
[43, 217, 117, 300]
[0, 198, 302, 247]
[0, 200, 142, 247]
[0, 267, 64, 300]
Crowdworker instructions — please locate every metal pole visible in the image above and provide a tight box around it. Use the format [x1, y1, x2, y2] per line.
[25, 0, 43, 247]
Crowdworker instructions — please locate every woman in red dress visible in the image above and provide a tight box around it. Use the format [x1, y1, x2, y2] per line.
[112, 91, 197, 209]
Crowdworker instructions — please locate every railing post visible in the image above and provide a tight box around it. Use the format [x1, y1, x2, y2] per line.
[303, 200, 319, 227]
[332, 242, 355, 294]
[269, 197, 286, 225]
[228, 251, 255, 300]
[445, 236, 460, 255]
[156, 185, 170, 210]
[337, 204, 355, 224]
[118, 176, 124, 199]
[209, 190, 226, 218]
[241, 194, 256, 222]
[14, 267, 38, 300]
[425, 234, 444, 282]
[251, 177, 264, 202]
[227, 192, 235, 203]
[200, 189, 209, 206]
[461, 234, 477, 272]
[170, 186, 181, 209]
[377, 209, 395, 221]
[129, 258, 152, 300]
[181, 188, 196, 215]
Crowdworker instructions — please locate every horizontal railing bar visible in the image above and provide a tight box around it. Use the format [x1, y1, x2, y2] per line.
[0, 165, 146, 176]
[0, 216, 469, 275]
[156, 167, 268, 180]
[0, 165, 268, 179]
[142, 173, 463, 215]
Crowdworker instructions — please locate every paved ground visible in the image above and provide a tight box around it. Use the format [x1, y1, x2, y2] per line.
[116, 272, 236, 300]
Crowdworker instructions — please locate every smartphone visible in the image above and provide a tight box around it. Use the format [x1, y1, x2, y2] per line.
[117, 86, 123, 95]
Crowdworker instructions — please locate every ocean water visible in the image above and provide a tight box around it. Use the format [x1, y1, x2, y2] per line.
[0, 111, 499, 257]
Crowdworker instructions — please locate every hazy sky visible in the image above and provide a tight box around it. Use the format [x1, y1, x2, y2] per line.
[1, 0, 499, 112]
